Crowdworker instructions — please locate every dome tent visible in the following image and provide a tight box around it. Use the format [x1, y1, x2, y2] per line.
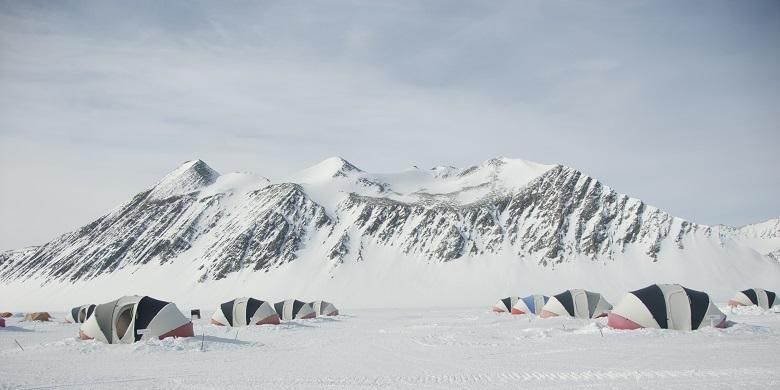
[66, 304, 96, 324]
[728, 288, 777, 310]
[274, 299, 316, 320]
[608, 284, 727, 330]
[541, 289, 612, 319]
[512, 295, 549, 315]
[311, 300, 339, 316]
[211, 297, 280, 326]
[80, 295, 193, 344]
[492, 297, 520, 313]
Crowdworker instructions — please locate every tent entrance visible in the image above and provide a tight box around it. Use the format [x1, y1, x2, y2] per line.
[666, 290, 690, 330]
[115, 304, 135, 341]
[234, 300, 248, 326]
[573, 291, 588, 318]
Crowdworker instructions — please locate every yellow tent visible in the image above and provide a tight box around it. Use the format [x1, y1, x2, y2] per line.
[23, 312, 52, 322]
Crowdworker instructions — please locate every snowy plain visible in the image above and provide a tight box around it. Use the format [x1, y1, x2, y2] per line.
[1, 305, 778, 389]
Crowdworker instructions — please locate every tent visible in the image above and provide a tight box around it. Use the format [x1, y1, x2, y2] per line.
[0, 318, 4, 328]
[0, 312, 12, 318]
[492, 297, 520, 313]
[274, 299, 316, 320]
[728, 288, 777, 310]
[311, 300, 339, 316]
[23, 312, 52, 322]
[541, 289, 612, 319]
[211, 297, 280, 326]
[80, 295, 193, 344]
[66, 304, 96, 324]
[512, 295, 549, 315]
[608, 284, 727, 330]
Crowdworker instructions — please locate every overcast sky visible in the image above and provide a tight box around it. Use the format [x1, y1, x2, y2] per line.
[1, 0, 778, 250]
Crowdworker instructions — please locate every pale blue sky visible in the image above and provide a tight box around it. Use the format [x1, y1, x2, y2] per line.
[1, 0, 778, 249]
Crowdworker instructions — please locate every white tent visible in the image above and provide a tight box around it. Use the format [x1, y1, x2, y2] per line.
[274, 299, 316, 320]
[511, 295, 549, 315]
[310, 300, 339, 316]
[80, 295, 193, 344]
[66, 304, 96, 324]
[541, 289, 612, 319]
[211, 297, 279, 326]
[728, 288, 777, 310]
[492, 297, 520, 313]
[609, 284, 727, 330]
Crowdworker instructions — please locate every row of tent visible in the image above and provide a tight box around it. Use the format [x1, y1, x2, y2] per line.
[210, 298, 339, 327]
[493, 285, 777, 331]
[64, 296, 339, 344]
[0, 312, 54, 328]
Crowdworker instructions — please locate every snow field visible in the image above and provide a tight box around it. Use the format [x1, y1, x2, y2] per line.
[1, 305, 778, 389]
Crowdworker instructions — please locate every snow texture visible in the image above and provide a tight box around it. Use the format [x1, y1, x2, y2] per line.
[0, 305, 778, 389]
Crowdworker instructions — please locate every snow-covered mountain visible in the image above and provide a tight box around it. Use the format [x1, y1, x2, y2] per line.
[1, 157, 778, 310]
[717, 218, 780, 261]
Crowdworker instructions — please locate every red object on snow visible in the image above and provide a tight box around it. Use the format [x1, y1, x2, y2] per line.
[0, 318, 5, 328]
[158, 321, 194, 339]
[607, 312, 643, 330]
[256, 314, 281, 325]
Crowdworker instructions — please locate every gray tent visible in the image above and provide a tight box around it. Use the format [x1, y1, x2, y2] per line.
[80, 295, 193, 344]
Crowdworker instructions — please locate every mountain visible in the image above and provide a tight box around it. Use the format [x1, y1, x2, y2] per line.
[1, 157, 778, 311]
[717, 218, 780, 261]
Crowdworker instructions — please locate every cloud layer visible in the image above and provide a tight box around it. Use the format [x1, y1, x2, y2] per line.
[1, 0, 778, 249]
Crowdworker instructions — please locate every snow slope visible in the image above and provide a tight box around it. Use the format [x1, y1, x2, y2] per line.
[0, 157, 778, 310]
[718, 218, 780, 261]
[1, 306, 779, 389]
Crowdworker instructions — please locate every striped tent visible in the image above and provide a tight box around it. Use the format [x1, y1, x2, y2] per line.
[541, 289, 612, 319]
[80, 295, 193, 344]
[66, 304, 96, 324]
[311, 300, 339, 316]
[728, 288, 777, 310]
[211, 297, 280, 326]
[511, 295, 549, 315]
[274, 299, 316, 320]
[608, 284, 727, 330]
[492, 297, 520, 313]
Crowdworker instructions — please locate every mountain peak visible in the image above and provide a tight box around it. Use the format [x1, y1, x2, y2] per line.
[291, 156, 363, 183]
[148, 159, 220, 200]
[321, 156, 363, 174]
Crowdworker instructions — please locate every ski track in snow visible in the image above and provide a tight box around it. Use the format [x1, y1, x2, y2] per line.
[1, 306, 778, 389]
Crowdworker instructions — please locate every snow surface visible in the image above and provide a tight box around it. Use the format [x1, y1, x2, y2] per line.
[1, 305, 778, 389]
[1, 234, 777, 312]
[284, 156, 556, 211]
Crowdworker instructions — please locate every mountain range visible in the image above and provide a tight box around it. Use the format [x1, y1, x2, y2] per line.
[1, 157, 778, 310]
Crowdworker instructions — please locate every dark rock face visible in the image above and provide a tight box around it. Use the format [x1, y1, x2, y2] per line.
[1, 160, 775, 285]
[332, 166, 692, 266]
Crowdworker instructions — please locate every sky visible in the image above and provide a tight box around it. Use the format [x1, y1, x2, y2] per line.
[0, 0, 778, 250]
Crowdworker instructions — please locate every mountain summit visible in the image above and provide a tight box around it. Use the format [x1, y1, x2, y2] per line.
[148, 159, 220, 200]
